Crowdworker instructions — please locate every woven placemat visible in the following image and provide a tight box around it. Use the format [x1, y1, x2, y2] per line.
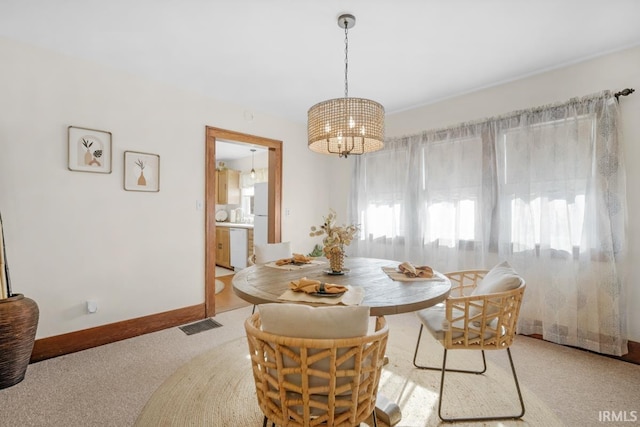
[381, 266, 447, 282]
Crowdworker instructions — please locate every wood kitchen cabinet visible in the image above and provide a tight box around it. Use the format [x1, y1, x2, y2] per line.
[216, 169, 240, 205]
[215, 227, 231, 268]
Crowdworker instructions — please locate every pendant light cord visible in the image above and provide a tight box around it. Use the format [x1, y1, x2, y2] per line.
[343, 18, 349, 99]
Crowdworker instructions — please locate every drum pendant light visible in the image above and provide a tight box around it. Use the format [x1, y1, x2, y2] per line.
[307, 14, 385, 158]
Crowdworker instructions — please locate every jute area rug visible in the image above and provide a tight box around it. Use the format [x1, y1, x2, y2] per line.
[135, 335, 563, 426]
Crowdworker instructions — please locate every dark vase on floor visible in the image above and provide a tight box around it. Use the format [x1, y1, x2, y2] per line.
[0, 294, 39, 389]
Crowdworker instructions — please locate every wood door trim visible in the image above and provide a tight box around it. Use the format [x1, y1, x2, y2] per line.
[205, 126, 283, 317]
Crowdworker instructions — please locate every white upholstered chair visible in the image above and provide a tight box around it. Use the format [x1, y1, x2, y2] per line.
[248, 242, 293, 313]
[412, 262, 526, 422]
[249, 242, 293, 265]
[245, 304, 388, 427]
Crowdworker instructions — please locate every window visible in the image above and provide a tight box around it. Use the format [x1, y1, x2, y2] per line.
[361, 203, 402, 241]
[497, 115, 592, 256]
[241, 186, 254, 216]
[421, 135, 483, 248]
[353, 92, 627, 356]
[426, 199, 476, 247]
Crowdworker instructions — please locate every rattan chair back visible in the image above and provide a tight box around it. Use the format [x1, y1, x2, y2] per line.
[244, 312, 388, 427]
[442, 270, 525, 350]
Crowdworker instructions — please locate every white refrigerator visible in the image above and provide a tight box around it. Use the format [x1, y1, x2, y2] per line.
[253, 182, 268, 246]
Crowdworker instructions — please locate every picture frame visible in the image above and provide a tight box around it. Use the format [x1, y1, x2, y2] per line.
[124, 151, 160, 192]
[68, 126, 112, 173]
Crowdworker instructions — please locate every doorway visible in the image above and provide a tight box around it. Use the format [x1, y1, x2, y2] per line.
[205, 126, 283, 317]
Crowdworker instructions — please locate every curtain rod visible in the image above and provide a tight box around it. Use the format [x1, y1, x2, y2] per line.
[614, 88, 634, 101]
[388, 89, 634, 143]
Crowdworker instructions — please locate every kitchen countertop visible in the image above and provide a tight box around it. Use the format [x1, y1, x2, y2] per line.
[215, 222, 254, 229]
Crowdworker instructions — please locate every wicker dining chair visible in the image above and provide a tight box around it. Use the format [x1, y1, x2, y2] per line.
[245, 309, 389, 427]
[412, 266, 526, 422]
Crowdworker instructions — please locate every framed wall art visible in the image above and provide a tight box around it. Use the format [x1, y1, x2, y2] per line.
[124, 151, 160, 192]
[68, 126, 112, 173]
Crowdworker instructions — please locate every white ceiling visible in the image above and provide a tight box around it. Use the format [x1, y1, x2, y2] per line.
[2, 1, 640, 124]
[216, 139, 266, 161]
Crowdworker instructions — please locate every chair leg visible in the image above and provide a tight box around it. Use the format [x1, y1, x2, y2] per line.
[437, 347, 526, 422]
[506, 347, 526, 418]
[413, 324, 487, 374]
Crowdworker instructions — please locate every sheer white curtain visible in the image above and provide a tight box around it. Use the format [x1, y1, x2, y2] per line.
[350, 126, 491, 271]
[350, 91, 628, 355]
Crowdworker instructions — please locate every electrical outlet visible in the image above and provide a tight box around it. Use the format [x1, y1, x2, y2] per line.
[87, 300, 98, 314]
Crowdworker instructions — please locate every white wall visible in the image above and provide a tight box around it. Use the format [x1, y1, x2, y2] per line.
[341, 45, 640, 341]
[0, 37, 330, 338]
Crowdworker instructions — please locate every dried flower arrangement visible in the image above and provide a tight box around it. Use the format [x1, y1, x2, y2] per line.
[309, 210, 359, 272]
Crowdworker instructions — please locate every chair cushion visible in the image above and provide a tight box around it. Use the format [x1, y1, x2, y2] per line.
[417, 303, 475, 341]
[417, 304, 500, 342]
[471, 261, 521, 296]
[259, 303, 369, 338]
[468, 261, 522, 325]
[254, 242, 292, 264]
[416, 303, 449, 341]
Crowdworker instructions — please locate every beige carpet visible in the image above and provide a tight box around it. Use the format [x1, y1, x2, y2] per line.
[135, 335, 564, 426]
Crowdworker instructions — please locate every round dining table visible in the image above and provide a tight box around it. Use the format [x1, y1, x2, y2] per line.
[233, 256, 450, 426]
[232, 256, 451, 316]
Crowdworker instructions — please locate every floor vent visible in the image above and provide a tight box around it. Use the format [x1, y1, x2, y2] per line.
[179, 318, 223, 335]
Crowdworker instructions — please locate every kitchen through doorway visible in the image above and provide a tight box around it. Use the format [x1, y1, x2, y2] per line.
[205, 127, 282, 317]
